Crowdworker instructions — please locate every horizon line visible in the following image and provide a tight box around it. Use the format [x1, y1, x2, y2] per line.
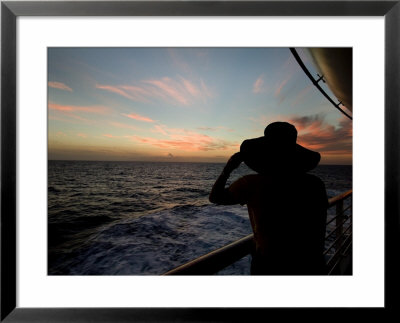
[48, 159, 352, 166]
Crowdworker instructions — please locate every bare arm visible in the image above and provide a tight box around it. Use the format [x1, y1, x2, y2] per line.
[209, 152, 242, 205]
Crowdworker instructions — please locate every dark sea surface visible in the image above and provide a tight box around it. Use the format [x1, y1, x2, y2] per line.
[48, 161, 352, 275]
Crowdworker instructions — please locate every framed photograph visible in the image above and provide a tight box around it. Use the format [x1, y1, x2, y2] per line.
[2, 0, 399, 321]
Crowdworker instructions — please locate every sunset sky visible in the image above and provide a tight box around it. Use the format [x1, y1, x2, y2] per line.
[48, 47, 352, 164]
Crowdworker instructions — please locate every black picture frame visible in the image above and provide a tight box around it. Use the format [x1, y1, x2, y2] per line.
[1, 1, 399, 321]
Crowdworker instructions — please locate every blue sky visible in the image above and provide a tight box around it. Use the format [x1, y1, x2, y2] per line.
[48, 47, 352, 164]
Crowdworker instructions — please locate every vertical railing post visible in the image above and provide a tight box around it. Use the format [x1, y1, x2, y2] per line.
[335, 199, 344, 252]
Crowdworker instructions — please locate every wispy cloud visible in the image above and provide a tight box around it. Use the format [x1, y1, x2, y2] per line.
[130, 125, 238, 152]
[275, 78, 289, 97]
[55, 131, 67, 138]
[96, 84, 150, 103]
[197, 126, 234, 132]
[48, 102, 110, 115]
[103, 134, 118, 138]
[167, 48, 192, 74]
[97, 76, 214, 106]
[181, 77, 201, 97]
[49, 114, 90, 124]
[122, 113, 155, 123]
[292, 85, 313, 106]
[48, 102, 111, 125]
[109, 122, 139, 131]
[143, 78, 190, 105]
[48, 81, 73, 92]
[200, 79, 213, 100]
[153, 124, 168, 136]
[253, 75, 265, 93]
[96, 84, 136, 101]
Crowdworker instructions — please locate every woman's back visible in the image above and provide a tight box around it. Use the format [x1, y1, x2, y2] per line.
[239, 173, 328, 274]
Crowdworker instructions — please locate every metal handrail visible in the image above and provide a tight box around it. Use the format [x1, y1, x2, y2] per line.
[328, 190, 352, 206]
[163, 189, 352, 275]
[163, 234, 254, 275]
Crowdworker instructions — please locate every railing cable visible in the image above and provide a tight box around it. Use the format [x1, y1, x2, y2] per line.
[325, 218, 352, 240]
[326, 204, 352, 226]
[323, 223, 353, 256]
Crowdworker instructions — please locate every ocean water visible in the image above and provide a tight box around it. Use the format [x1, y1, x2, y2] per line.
[48, 161, 352, 275]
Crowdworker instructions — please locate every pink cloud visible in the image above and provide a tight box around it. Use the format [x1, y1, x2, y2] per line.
[55, 131, 67, 137]
[249, 113, 352, 162]
[109, 122, 138, 130]
[120, 85, 151, 102]
[96, 84, 150, 103]
[97, 76, 213, 106]
[48, 103, 110, 115]
[77, 133, 88, 138]
[197, 126, 234, 132]
[181, 77, 200, 97]
[144, 78, 190, 105]
[288, 114, 352, 157]
[153, 125, 168, 136]
[48, 81, 73, 92]
[96, 84, 135, 100]
[292, 85, 313, 106]
[122, 113, 155, 123]
[167, 48, 192, 74]
[275, 78, 289, 96]
[129, 126, 238, 152]
[49, 113, 91, 124]
[200, 79, 213, 99]
[253, 75, 264, 93]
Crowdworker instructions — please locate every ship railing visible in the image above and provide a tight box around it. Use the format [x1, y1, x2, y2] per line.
[163, 189, 353, 275]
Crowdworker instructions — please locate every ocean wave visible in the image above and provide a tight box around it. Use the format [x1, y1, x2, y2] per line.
[48, 186, 61, 193]
[173, 187, 210, 195]
[48, 202, 252, 275]
[48, 161, 351, 275]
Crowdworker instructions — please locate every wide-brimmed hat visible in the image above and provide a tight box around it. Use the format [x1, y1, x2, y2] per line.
[240, 122, 320, 174]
